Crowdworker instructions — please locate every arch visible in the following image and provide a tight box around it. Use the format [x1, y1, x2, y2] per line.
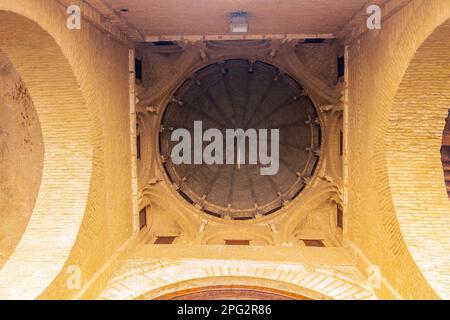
[386, 18, 450, 298]
[98, 259, 375, 300]
[281, 183, 341, 241]
[144, 280, 313, 300]
[346, 0, 450, 299]
[0, 11, 92, 299]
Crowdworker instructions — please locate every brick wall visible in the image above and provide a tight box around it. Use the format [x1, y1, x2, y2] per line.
[0, 0, 133, 299]
[386, 18, 450, 299]
[346, 0, 450, 299]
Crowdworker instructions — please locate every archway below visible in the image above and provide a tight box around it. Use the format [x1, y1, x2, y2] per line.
[153, 285, 310, 300]
[99, 256, 376, 300]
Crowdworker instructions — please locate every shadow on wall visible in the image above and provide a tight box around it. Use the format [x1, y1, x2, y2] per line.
[0, 50, 44, 268]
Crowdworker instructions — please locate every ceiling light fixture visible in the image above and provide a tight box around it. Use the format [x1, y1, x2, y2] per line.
[230, 11, 248, 33]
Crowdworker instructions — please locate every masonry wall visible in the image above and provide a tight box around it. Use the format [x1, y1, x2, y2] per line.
[346, 0, 450, 299]
[0, 0, 133, 299]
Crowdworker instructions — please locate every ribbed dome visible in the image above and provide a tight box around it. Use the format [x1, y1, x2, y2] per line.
[160, 59, 321, 220]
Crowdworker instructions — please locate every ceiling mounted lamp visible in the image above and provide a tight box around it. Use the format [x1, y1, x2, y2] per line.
[230, 11, 248, 33]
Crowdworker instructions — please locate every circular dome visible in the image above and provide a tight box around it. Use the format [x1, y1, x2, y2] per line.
[160, 59, 321, 220]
